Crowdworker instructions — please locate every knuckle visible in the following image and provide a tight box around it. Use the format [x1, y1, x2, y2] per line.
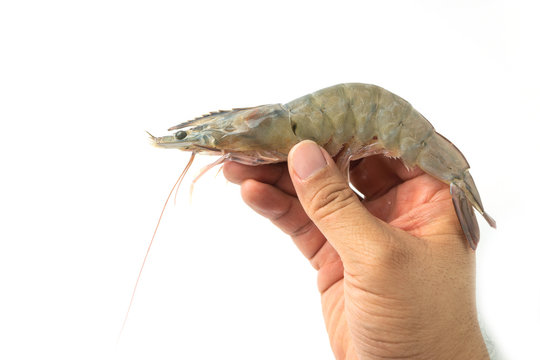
[343, 219, 416, 269]
[369, 229, 416, 269]
[269, 199, 293, 222]
[289, 220, 314, 238]
[308, 181, 358, 224]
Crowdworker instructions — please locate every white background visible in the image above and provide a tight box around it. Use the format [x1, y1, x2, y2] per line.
[0, 1, 538, 359]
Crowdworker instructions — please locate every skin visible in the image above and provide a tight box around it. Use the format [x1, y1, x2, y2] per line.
[223, 140, 489, 360]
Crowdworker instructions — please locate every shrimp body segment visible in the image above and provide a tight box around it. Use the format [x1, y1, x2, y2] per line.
[150, 83, 495, 249]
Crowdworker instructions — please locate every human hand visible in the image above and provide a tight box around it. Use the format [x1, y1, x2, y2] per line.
[223, 140, 488, 360]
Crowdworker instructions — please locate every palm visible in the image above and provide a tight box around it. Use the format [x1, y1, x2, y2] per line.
[223, 155, 464, 359]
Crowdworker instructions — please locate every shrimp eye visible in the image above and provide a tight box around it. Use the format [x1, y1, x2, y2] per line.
[175, 131, 187, 140]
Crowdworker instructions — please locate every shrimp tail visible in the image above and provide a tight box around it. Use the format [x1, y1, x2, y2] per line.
[450, 182, 480, 249]
[481, 211, 497, 229]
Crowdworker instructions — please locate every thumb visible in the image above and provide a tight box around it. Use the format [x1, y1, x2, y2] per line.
[288, 140, 392, 264]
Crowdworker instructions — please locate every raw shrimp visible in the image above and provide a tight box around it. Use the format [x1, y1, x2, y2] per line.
[150, 83, 495, 249]
[120, 83, 496, 339]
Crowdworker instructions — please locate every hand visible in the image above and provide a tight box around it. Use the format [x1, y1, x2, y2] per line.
[223, 140, 489, 360]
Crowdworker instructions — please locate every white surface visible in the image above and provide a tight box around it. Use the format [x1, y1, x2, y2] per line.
[0, 1, 538, 359]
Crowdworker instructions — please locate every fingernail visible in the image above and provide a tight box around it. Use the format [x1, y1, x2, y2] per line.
[291, 141, 327, 180]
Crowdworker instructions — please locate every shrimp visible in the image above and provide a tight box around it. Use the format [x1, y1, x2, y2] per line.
[149, 83, 496, 249]
[118, 83, 497, 339]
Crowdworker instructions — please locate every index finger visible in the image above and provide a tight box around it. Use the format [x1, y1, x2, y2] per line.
[223, 161, 296, 196]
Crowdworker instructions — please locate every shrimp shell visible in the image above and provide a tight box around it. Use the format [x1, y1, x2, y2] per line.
[151, 83, 496, 249]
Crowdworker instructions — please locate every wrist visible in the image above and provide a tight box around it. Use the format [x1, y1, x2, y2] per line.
[421, 318, 489, 360]
[350, 302, 489, 360]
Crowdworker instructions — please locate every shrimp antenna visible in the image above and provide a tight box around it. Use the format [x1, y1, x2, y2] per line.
[118, 152, 196, 342]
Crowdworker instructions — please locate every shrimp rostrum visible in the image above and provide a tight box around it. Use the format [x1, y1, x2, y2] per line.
[150, 83, 496, 249]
